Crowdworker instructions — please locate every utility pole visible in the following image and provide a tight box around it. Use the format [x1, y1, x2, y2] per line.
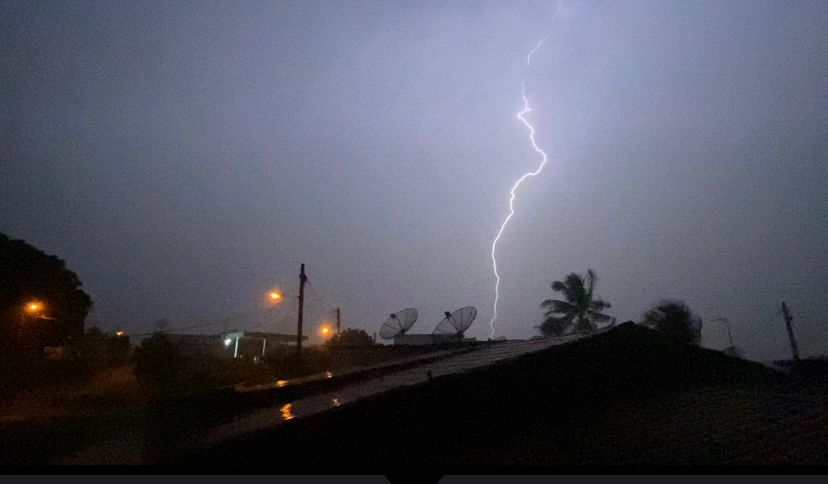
[781, 301, 800, 361]
[296, 263, 307, 357]
[336, 307, 341, 337]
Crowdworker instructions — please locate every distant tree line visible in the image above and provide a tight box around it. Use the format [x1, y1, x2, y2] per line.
[538, 269, 702, 345]
[328, 328, 374, 347]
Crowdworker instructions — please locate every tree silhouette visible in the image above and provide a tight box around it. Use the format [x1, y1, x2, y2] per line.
[539, 269, 613, 336]
[154, 318, 170, 332]
[641, 299, 702, 345]
[0, 232, 92, 347]
[328, 328, 374, 347]
[133, 332, 183, 391]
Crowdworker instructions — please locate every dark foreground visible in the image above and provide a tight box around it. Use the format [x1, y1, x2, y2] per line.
[187, 323, 827, 465]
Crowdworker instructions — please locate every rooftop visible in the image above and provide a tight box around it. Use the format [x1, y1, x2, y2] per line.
[189, 323, 828, 465]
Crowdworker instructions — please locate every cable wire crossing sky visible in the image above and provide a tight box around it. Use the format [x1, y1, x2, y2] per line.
[489, 36, 552, 339]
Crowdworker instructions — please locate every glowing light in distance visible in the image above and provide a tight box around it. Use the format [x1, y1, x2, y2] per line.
[319, 324, 333, 337]
[116, 331, 125, 337]
[268, 290, 282, 302]
[224, 338, 232, 347]
[25, 300, 43, 314]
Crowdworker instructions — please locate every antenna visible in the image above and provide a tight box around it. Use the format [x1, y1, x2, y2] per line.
[379, 308, 418, 340]
[781, 302, 800, 361]
[711, 317, 743, 358]
[433, 306, 478, 338]
[710, 318, 735, 348]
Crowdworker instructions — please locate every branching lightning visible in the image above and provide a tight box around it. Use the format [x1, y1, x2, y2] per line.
[489, 38, 551, 339]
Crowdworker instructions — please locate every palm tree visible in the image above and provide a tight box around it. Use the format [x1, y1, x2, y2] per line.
[539, 269, 613, 336]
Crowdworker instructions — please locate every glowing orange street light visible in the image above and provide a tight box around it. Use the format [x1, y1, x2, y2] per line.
[24, 300, 43, 314]
[18, 299, 44, 346]
[268, 290, 283, 302]
[115, 331, 125, 337]
[319, 323, 333, 338]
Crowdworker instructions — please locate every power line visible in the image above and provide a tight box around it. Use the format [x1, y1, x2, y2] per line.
[308, 274, 334, 302]
[268, 300, 297, 332]
[305, 280, 326, 308]
[306, 279, 336, 312]
[130, 314, 245, 337]
[244, 292, 299, 332]
[738, 308, 784, 347]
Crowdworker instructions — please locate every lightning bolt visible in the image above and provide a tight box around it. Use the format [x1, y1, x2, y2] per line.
[489, 40, 551, 339]
[526, 38, 546, 67]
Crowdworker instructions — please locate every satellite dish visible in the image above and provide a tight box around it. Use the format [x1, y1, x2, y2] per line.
[379, 308, 418, 340]
[433, 306, 477, 337]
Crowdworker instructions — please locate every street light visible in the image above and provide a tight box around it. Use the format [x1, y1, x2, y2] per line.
[268, 290, 283, 302]
[319, 323, 333, 338]
[18, 299, 44, 348]
[24, 300, 44, 315]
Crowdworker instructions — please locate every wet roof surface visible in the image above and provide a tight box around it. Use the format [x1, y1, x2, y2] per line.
[206, 333, 592, 443]
[192, 324, 828, 465]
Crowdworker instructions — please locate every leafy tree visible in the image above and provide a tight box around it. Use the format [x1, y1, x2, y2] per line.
[0, 233, 92, 347]
[539, 269, 613, 336]
[329, 328, 374, 346]
[641, 299, 702, 345]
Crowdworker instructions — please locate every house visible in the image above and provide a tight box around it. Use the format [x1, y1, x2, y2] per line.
[166, 331, 307, 359]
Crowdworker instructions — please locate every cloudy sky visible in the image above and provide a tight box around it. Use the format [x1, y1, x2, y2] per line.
[2, 0, 826, 359]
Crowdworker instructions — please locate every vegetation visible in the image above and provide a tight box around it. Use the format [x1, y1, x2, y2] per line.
[133, 333, 184, 392]
[538, 269, 613, 336]
[76, 327, 132, 369]
[328, 328, 374, 346]
[641, 299, 702, 345]
[0, 232, 92, 348]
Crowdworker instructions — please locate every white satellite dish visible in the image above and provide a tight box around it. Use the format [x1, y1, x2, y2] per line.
[379, 308, 418, 340]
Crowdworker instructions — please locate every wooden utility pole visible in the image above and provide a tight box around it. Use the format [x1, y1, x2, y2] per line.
[336, 307, 341, 337]
[781, 301, 800, 361]
[296, 263, 307, 357]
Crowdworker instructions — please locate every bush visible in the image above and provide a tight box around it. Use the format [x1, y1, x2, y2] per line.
[133, 333, 184, 392]
[0, 351, 93, 399]
[74, 327, 132, 369]
[327, 328, 374, 347]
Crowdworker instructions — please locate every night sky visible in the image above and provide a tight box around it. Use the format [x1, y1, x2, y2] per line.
[2, 0, 826, 359]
